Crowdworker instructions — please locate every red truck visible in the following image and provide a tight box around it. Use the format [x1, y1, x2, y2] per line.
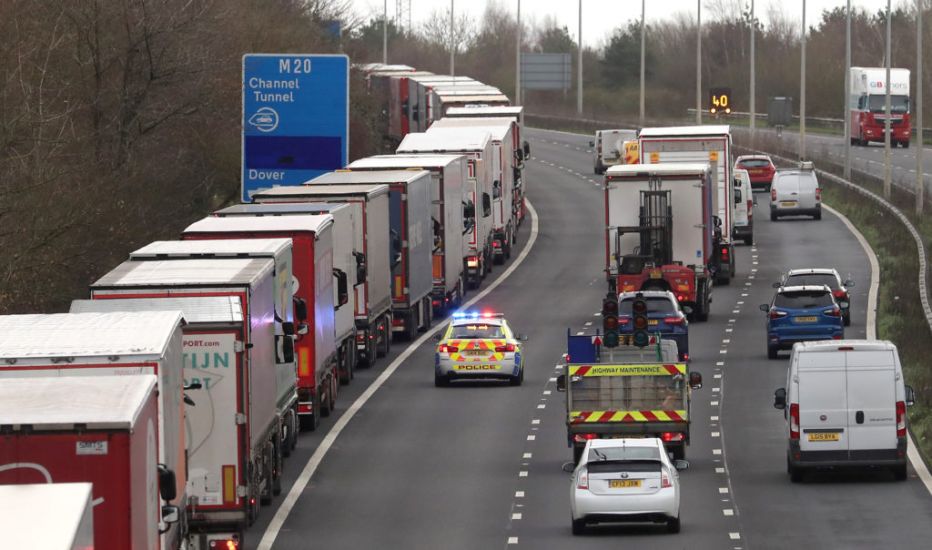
[0, 374, 177, 550]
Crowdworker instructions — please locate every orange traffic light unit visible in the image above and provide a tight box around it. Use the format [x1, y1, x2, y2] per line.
[632, 294, 650, 348]
[602, 293, 620, 348]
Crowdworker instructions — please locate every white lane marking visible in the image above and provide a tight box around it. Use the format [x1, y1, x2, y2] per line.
[257, 201, 542, 549]
[523, 453, 532, 459]
[728, 319, 736, 323]
[719, 487, 729, 494]
[723, 509, 734, 516]
[512, 513, 523, 520]
[741, 293, 749, 297]
[716, 467, 726, 473]
[527, 434, 537, 441]
[722, 339, 731, 344]
[720, 349, 728, 354]
[714, 374, 722, 379]
[584, 321, 593, 326]
[537, 404, 546, 409]
[716, 361, 725, 366]
[713, 387, 721, 392]
[712, 432, 721, 437]
[713, 449, 723, 455]
[515, 491, 525, 498]
[519, 471, 528, 477]
[730, 533, 741, 540]
[548, 377, 557, 382]
[575, 331, 585, 335]
[711, 401, 719, 406]
[732, 310, 740, 314]
[725, 328, 733, 333]
[543, 390, 552, 395]
[711, 416, 720, 421]
[508, 536, 519, 544]
[824, 203, 932, 495]
[531, 419, 540, 425]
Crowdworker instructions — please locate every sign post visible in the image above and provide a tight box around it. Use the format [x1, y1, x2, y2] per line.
[242, 54, 349, 202]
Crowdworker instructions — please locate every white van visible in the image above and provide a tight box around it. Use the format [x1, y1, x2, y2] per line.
[732, 169, 753, 245]
[773, 340, 915, 482]
[770, 162, 821, 221]
[590, 129, 634, 174]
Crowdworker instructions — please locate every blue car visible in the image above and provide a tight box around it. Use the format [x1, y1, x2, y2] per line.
[760, 285, 844, 359]
[618, 290, 690, 361]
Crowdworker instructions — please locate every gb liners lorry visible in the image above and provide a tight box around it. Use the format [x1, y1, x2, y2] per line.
[638, 126, 736, 284]
[397, 129, 496, 289]
[0, 311, 187, 550]
[251, 184, 393, 367]
[346, 154, 467, 315]
[180, 216, 344, 430]
[87, 258, 292, 538]
[0, 377, 169, 550]
[849, 67, 912, 147]
[604, 164, 716, 321]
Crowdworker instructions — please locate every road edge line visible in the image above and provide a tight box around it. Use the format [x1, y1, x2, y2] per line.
[257, 200, 541, 549]
[823, 203, 932, 495]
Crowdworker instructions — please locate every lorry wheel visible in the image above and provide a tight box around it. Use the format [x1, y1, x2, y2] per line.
[420, 297, 432, 331]
[376, 318, 390, 357]
[300, 397, 321, 431]
[260, 448, 274, 505]
[281, 413, 294, 458]
[339, 343, 353, 385]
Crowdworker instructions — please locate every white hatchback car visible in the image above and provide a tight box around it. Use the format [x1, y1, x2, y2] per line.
[569, 438, 688, 535]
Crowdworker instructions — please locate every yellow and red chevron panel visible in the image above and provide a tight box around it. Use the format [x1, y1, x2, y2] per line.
[446, 339, 507, 362]
[568, 364, 686, 377]
[569, 410, 688, 423]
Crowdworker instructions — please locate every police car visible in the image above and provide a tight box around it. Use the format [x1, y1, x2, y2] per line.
[434, 311, 526, 387]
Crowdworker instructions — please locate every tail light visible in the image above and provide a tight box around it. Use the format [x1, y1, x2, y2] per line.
[823, 307, 841, 317]
[769, 309, 788, 320]
[663, 316, 685, 325]
[618, 317, 631, 325]
[681, 353, 689, 362]
[432, 299, 440, 307]
[209, 541, 239, 550]
[437, 344, 456, 353]
[832, 290, 847, 300]
[815, 188, 822, 202]
[747, 199, 753, 216]
[721, 247, 729, 258]
[771, 188, 777, 202]
[492, 240, 501, 248]
[896, 401, 907, 437]
[577, 468, 589, 490]
[661, 432, 685, 442]
[789, 403, 800, 440]
[495, 343, 516, 352]
[661, 468, 672, 488]
[466, 256, 479, 268]
[573, 433, 598, 443]
[676, 294, 687, 302]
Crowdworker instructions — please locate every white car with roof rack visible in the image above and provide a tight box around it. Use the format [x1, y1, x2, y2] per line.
[770, 161, 822, 220]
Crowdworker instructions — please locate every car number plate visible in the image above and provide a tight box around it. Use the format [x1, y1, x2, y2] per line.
[648, 319, 659, 326]
[807, 432, 840, 442]
[649, 270, 662, 279]
[609, 479, 642, 488]
[465, 350, 488, 356]
[794, 316, 818, 323]
[780, 201, 797, 207]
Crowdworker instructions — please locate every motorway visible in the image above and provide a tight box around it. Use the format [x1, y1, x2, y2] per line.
[247, 127, 932, 550]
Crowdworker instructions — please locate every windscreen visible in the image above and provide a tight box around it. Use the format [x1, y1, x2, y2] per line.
[774, 291, 833, 309]
[449, 323, 505, 339]
[619, 297, 676, 315]
[738, 159, 771, 168]
[587, 446, 660, 463]
[867, 94, 910, 114]
[785, 274, 839, 289]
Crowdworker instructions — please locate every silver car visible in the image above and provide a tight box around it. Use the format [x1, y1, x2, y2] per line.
[569, 438, 688, 535]
[770, 162, 821, 221]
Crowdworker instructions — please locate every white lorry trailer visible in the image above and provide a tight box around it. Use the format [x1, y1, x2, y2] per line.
[251, 184, 393, 366]
[638, 125, 736, 284]
[397, 129, 495, 289]
[0, 311, 187, 550]
[346, 154, 467, 314]
[0, 483, 96, 550]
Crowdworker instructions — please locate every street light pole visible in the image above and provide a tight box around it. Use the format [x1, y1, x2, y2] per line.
[516, 0, 521, 105]
[382, 0, 388, 64]
[884, 0, 892, 198]
[800, 0, 807, 160]
[844, 0, 851, 180]
[750, 0, 756, 134]
[696, 0, 702, 125]
[450, 0, 455, 77]
[577, 0, 583, 115]
[917, 0, 925, 214]
[640, 0, 646, 127]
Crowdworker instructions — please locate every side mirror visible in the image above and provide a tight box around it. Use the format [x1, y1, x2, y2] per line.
[354, 251, 368, 283]
[673, 459, 689, 471]
[463, 200, 476, 221]
[158, 464, 177, 502]
[282, 335, 295, 364]
[562, 461, 576, 473]
[905, 385, 916, 407]
[772, 282, 782, 289]
[492, 180, 501, 199]
[482, 193, 492, 217]
[283, 322, 296, 336]
[588, 140, 595, 147]
[523, 141, 530, 157]
[515, 149, 525, 162]
[295, 298, 309, 323]
[433, 333, 443, 341]
[689, 371, 703, 390]
[556, 374, 567, 392]
[297, 322, 309, 336]
[517, 334, 529, 341]
[681, 305, 694, 316]
[844, 279, 855, 287]
[759, 303, 771, 312]
[774, 387, 787, 410]
[183, 380, 203, 391]
[161, 505, 179, 525]
[334, 269, 349, 308]
[734, 189, 742, 203]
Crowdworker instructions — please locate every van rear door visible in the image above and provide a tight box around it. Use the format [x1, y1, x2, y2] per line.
[797, 351, 848, 453]
[845, 349, 897, 452]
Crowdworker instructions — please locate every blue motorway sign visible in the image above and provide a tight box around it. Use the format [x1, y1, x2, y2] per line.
[242, 54, 349, 202]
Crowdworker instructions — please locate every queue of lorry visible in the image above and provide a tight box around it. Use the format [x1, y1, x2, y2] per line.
[0, 62, 528, 549]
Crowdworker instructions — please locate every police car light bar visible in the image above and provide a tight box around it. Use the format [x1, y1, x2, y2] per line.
[452, 310, 504, 319]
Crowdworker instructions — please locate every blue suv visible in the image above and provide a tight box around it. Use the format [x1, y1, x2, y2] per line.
[760, 285, 844, 359]
[618, 290, 690, 361]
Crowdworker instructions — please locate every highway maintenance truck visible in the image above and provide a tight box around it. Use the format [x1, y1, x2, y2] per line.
[346, 154, 467, 315]
[397, 129, 496, 289]
[638, 125, 736, 284]
[556, 332, 703, 463]
[0, 377, 170, 550]
[180, 216, 344, 430]
[604, 163, 716, 321]
[0, 311, 187, 549]
[87, 258, 289, 532]
[251, 183, 393, 366]
[210, 203, 360, 384]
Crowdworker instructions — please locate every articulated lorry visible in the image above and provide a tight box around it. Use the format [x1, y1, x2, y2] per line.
[0, 312, 187, 549]
[849, 67, 912, 147]
[604, 163, 716, 321]
[638, 126, 736, 284]
[346, 155, 467, 315]
[0, 377, 171, 550]
[557, 333, 703, 463]
[397, 129, 496, 289]
[180, 216, 344, 430]
[252, 184, 393, 366]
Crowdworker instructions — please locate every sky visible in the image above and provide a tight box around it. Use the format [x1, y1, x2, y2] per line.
[351, 0, 898, 48]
